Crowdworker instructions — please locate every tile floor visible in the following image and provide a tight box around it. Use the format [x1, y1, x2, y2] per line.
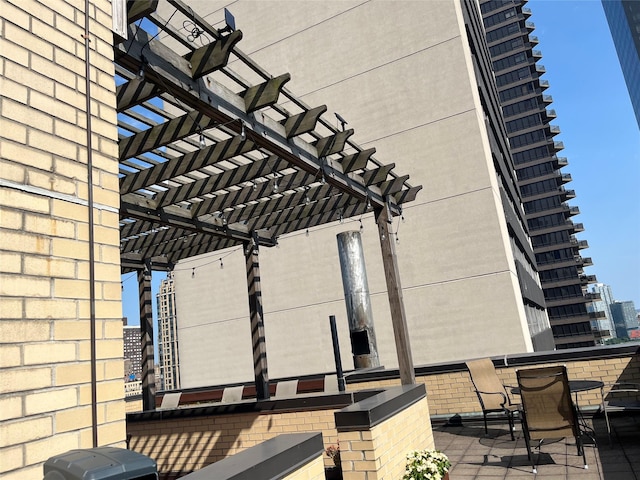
[432, 413, 640, 480]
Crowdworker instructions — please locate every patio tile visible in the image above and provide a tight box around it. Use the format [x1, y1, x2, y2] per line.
[432, 413, 640, 480]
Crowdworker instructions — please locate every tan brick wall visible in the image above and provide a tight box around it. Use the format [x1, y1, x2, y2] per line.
[339, 396, 434, 480]
[0, 0, 123, 477]
[128, 408, 341, 478]
[281, 455, 326, 480]
[347, 353, 640, 416]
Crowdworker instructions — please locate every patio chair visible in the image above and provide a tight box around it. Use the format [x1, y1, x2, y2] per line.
[466, 358, 518, 440]
[603, 382, 640, 440]
[517, 365, 587, 474]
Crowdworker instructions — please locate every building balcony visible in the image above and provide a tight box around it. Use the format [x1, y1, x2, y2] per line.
[585, 292, 602, 301]
[526, 20, 536, 30]
[554, 140, 565, 151]
[532, 49, 542, 58]
[555, 156, 568, 167]
[535, 63, 546, 74]
[528, 35, 539, 45]
[583, 256, 593, 266]
[539, 79, 550, 90]
[542, 94, 553, 103]
[546, 108, 557, 119]
[580, 274, 597, 284]
[562, 188, 576, 200]
[549, 124, 561, 135]
[561, 173, 572, 183]
[568, 205, 580, 216]
[522, 6, 532, 17]
[590, 310, 607, 319]
[573, 222, 585, 232]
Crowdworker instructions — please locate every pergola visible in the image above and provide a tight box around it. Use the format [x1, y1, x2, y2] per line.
[114, 0, 422, 409]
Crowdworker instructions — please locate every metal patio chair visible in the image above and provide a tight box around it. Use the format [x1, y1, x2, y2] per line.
[466, 358, 519, 440]
[517, 365, 588, 474]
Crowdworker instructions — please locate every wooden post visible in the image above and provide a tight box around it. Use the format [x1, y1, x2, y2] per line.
[245, 234, 270, 400]
[138, 259, 156, 410]
[375, 202, 416, 385]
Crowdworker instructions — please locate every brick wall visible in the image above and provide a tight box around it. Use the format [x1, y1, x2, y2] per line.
[339, 395, 434, 480]
[347, 352, 640, 416]
[128, 408, 341, 478]
[0, 1, 123, 478]
[281, 455, 326, 480]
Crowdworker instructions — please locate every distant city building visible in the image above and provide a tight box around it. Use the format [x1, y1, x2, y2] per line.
[588, 283, 617, 339]
[157, 272, 180, 391]
[611, 301, 639, 337]
[123, 325, 142, 381]
[481, 0, 598, 348]
[602, 0, 640, 128]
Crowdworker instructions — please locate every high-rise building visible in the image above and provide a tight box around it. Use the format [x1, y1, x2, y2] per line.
[157, 272, 180, 391]
[480, 0, 598, 349]
[611, 300, 639, 337]
[161, 0, 554, 389]
[588, 283, 617, 339]
[602, 0, 640, 128]
[123, 325, 143, 381]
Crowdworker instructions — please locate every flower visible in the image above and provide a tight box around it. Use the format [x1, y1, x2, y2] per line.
[325, 444, 341, 466]
[403, 449, 451, 480]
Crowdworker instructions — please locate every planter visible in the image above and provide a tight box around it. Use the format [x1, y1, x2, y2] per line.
[324, 466, 342, 480]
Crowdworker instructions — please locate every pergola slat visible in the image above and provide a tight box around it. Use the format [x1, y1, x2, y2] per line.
[242, 74, 291, 113]
[119, 110, 216, 161]
[186, 30, 243, 78]
[282, 106, 327, 139]
[117, 79, 161, 112]
[314, 129, 353, 157]
[340, 148, 376, 173]
[363, 164, 394, 186]
[120, 136, 256, 194]
[127, 0, 158, 24]
[155, 155, 287, 210]
[379, 175, 409, 196]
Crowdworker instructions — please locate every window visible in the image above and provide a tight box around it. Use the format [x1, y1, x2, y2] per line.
[506, 113, 542, 133]
[516, 161, 554, 180]
[513, 145, 550, 165]
[496, 66, 531, 86]
[484, 7, 518, 28]
[493, 52, 528, 72]
[523, 195, 562, 214]
[503, 97, 539, 118]
[499, 82, 535, 102]
[486, 22, 521, 43]
[489, 36, 524, 57]
[509, 129, 546, 148]
[528, 213, 567, 232]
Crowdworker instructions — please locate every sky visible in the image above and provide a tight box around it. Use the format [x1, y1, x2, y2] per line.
[121, 0, 640, 327]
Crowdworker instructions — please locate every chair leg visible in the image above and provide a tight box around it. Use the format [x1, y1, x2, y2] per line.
[483, 413, 489, 435]
[577, 435, 588, 469]
[507, 412, 515, 441]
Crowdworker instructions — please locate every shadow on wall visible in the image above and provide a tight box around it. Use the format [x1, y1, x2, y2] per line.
[128, 411, 261, 480]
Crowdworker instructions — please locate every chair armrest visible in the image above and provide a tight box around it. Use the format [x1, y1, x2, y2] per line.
[476, 389, 509, 407]
[607, 382, 640, 393]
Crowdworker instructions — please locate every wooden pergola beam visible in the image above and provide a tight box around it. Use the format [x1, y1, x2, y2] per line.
[186, 30, 243, 78]
[242, 74, 291, 113]
[282, 105, 327, 139]
[340, 148, 376, 173]
[314, 129, 353, 157]
[120, 136, 257, 194]
[363, 163, 394, 186]
[119, 110, 216, 160]
[117, 79, 161, 112]
[379, 175, 409, 196]
[128, 0, 158, 24]
[155, 155, 288, 210]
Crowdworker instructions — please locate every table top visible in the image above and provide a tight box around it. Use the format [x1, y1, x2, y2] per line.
[567, 380, 604, 393]
[511, 379, 603, 395]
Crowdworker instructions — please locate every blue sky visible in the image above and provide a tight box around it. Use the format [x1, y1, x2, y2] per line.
[121, 0, 640, 326]
[527, 0, 640, 306]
